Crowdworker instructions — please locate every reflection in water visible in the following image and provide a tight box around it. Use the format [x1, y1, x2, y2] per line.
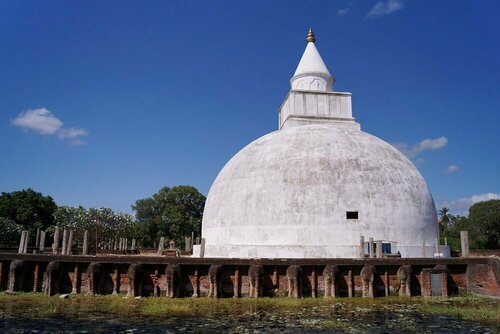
[0, 296, 498, 333]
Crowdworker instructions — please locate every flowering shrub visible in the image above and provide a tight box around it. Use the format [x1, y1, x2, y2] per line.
[0, 217, 24, 248]
[53, 206, 135, 252]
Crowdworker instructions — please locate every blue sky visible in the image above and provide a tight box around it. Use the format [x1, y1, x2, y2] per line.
[1, 0, 499, 216]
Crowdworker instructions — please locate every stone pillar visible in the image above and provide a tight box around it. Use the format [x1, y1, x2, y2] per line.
[311, 266, 317, 298]
[272, 266, 280, 295]
[22, 231, 29, 254]
[7, 260, 26, 292]
[18, 231, 26, 254]
[53, 227, 60, 254]
[422, 240, 427, 258]
[323, 265, 339, 298]
[192, 266, 199, 298]
[369, 238, 374, 258]
[347, 268, 353, 298]
[208, 265, 222, 298]
[39, 231, 46, 253]
[112, 268, 119, 294]
[359, 236, 365, 258]
[376, 240, 382, 258]
[460, 231, 469, 257]
[384, 269, 389, 296]
[434, 238, 439, 257]
[61, 229, 68, 255]
[126, 264, 144, 298]
[233, 266, 240, 298]
[286, 265, 302, 298]
[131, 239, 136, 251]
[83, 230, 89, 255]
[35, 228, 41, 249]
[33, 263, 40, 292]
[72, 264, 80, 294]
[157, 237, 165, 255]
[361, 265, 376, 298]
[444, 237, 448, 246]
[200, 238, 206, 258]
[152, 269, 160, 297]
[67, 229, 74, 255]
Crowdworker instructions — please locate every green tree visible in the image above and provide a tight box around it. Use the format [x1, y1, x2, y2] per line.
[0, 189, 57, 232]
[442, 214, 467, 251]
[133, 186, 205, 247]
[468, 199, 500, 249]
[438, 207, 452, 243]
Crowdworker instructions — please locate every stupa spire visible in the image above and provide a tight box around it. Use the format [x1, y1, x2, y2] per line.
[290, 29, 334, 92]
[306, 28, 316, 43]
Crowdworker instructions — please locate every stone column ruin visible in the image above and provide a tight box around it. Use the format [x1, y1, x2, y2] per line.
[397, 265, 412, 297]
[233, 266, 240, 298]
[52, 227, 60, 254]
[286, 265, 302, 298]
[72, 264, 80, 294]
[82, 230, 89, 255]
[208, 265, 222, 298]
[61, 229, 68, 255]
[67, 229, 74, 255]
[460, 231, 469, 257]
[192, 266, 199, 298]
[39, 231, 46, 253]
[359, 236, 365, 258]
[360, 265, 376, 298]
[248, 265, 264, 298]
[376, 240, 382, 258]
[165, 264, 182, 298]
[323, 265, 339, 298]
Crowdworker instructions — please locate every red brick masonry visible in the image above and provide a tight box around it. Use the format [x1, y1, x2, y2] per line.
[0, 254, 498, 298]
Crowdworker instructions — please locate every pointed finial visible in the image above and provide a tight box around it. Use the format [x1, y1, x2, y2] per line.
[306, 28, 316, 43]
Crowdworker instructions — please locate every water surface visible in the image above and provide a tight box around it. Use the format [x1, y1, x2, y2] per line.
[1, 294, 498, 333]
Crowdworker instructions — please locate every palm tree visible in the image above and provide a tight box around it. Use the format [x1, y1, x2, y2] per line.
[438, 207, 452, 243]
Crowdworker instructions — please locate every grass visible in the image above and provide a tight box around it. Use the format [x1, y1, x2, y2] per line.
[419, 294, 500, 324]
[1, 292, 499, 327]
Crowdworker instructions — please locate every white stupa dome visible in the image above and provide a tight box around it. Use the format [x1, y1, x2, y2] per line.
[201, 30, 440, 258]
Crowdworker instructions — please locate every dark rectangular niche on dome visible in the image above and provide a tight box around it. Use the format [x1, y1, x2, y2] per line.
[346, 211, 358, 220]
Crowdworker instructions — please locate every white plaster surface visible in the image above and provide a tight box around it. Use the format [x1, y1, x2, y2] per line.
[202, 124, 439, 258]
[200, 33, 439, 259]
[279, 91, 357, 130]
[291, 41, 334, 92]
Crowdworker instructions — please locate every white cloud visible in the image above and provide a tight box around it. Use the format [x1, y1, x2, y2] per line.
[393, 136, 448, 160]
[12, 108, 63, 135]
[58, 127, 89, 140]
[438, 193, 500, 216]
[12, 108, 88, 145]
[445, 164, 459, 174]
[337, 8, 350, 16]
[367, 0, 404, 18]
